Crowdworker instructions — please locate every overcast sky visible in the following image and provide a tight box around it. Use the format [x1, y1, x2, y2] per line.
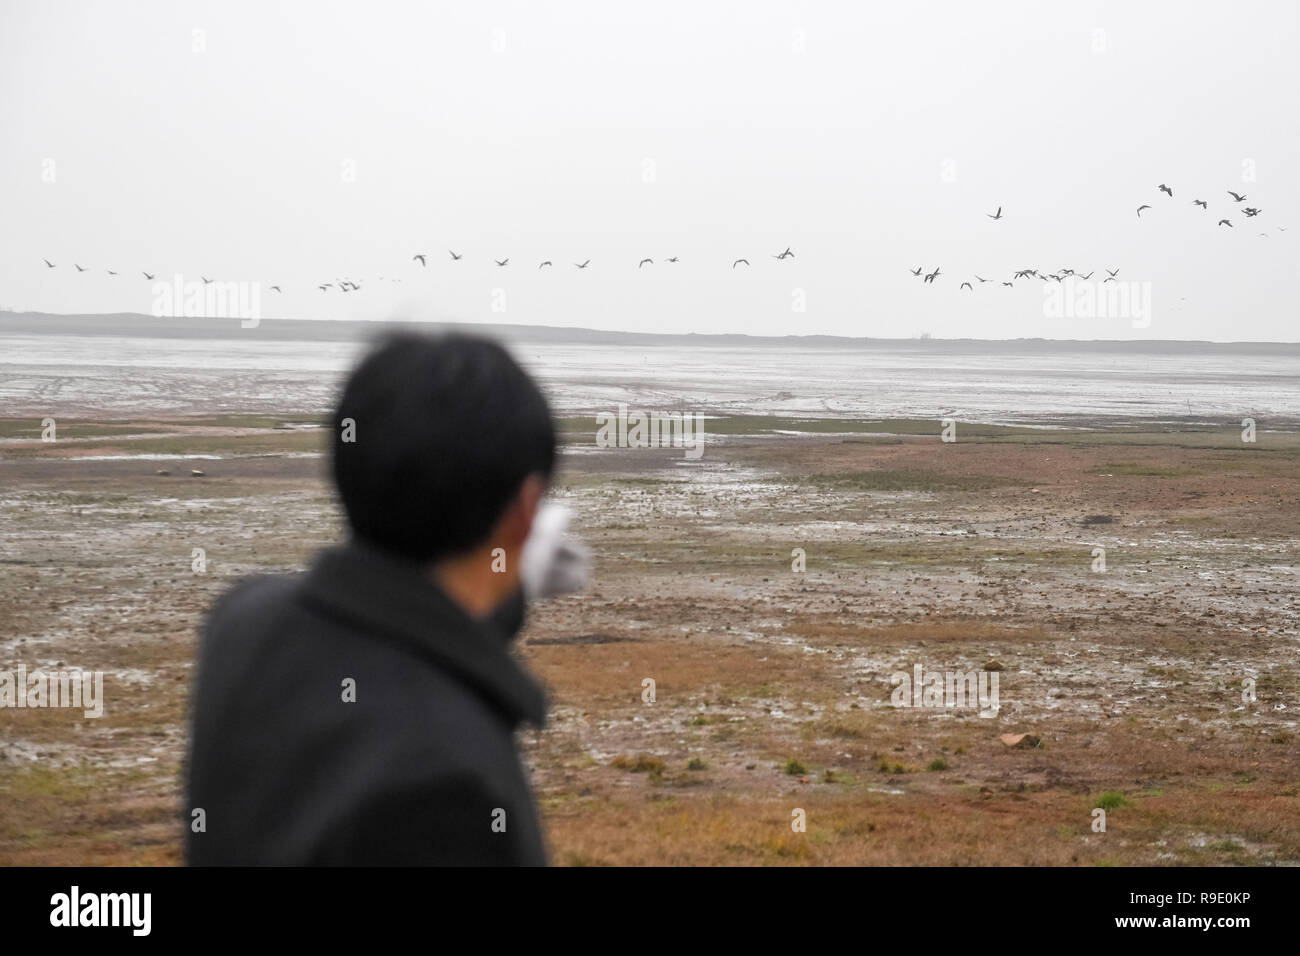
[2, 0, 1296, 340]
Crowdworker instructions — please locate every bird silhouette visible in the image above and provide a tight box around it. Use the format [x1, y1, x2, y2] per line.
[413, 254, 427, 267]
[318, 284, 330, 292]
[575, 260, 590, 269]
[1158, 184, 1173, 197]
[495, 259, 509, 267]
[1106, 269, 1119, 278]
[1079, 272, 1093, 280]
[142, 272, 155, 280]
[987, 207, 1003, 220]
[974, 275, 990, 283]
[638, 258, 653, 268]
[201, 276, 213, 284]
[106, 270, 117, 276]
[1227, 191, 1246, 202]
[1218, 219, 1233, 227]
[910, 267, 923, 276]
[539, 261, 552, 269]
[270, 285, 281, 292]
[43, 259, 55, 268]
[960, 282, 972, 290]
[773, 247, 794, 259]
[666, 257, 679, 263]
[74, 263, 87, 272]
[1136, 205, 1151, 217]
[1243, 207, 1260, 217]
[448, 250, 462, 260]
[1001, 282, 1013, 288]
[924, 267, 941, 283]
[733, 259, 750, 268]
[1103, 276, 1116, 283]
[1193, 199, 1207, 209]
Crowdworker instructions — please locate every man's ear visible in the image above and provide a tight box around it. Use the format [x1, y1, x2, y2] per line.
[496, 472, 547, 550]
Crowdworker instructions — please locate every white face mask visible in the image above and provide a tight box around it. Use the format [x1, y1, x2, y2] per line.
[520, 502, 591, 601]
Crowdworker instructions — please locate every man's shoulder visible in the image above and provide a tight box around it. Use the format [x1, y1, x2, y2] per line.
[207, 571, 301, 628]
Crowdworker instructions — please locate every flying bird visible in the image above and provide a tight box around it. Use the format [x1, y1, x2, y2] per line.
[1227, 191, 1246, 202]
[638, 258, 653, 268]
[1136, 205, 1151, 217]
[575, 260, 590, 269]
[1243, 207, 1260, 217]
[733, 259, 750, 268]
[142, 272, 155, 280]
[960, 282, 972, 290]
[910, 267, 923, 276]
[495, 259, 509, 267]
[924, 267, 941, 283]
[1193, 199, 1207, 209]
[318, 284, 330, 292]
[974, 275, 990, 283]
[43, 259, 55, 268]
[539, 261, 552, 269]
[201, 276, 213, 284]
[773, 247, 794, 259]
[270, 286, 281, 292]
[666, 257, 679, 263]
[448, 250, 462, 260]
[74, 263, 87, 272]
[413, 254, 427, 266]
[1218, 219, 1233, 227]
[1001, 282, 1013, 288]
[987, 207, 1003, 220]
[1106, 269, 1119, 278]
[1103, 276, 1116, 282]
[1079, 272, 1094, 280]
[1158, 184, 1173, 197]
[106, 270, 117, 276]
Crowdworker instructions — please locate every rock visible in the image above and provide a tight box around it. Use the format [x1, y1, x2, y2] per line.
[984, 660, 1005, 672]
[190, 469, 205, 478]
[999, 733, 1040, 749]
[155, 469, 170, 476]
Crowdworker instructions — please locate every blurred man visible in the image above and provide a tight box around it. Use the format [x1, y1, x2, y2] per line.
[186, 332, 584, 865]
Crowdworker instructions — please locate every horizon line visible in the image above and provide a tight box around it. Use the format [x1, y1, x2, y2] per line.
[3, 309, 1298, 348]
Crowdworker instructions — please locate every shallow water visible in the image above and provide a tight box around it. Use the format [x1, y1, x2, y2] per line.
[2, 332, 1298, 423]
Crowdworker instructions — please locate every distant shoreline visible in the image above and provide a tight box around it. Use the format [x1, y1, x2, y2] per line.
[2, 311, 1298, 352]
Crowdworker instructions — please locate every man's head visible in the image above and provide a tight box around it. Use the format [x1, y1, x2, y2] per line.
[332, 332, 556, 596]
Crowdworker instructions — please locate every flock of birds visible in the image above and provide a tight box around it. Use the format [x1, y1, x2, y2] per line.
[914, 188, 1287, 291]
[1135, 185, 1276, 232]
[37, 247, 799, 294]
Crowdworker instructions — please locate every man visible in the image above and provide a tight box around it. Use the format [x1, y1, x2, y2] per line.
[186, 332, 583, 865]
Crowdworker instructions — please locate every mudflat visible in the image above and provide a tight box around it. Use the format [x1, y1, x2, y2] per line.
[1, 414, 1296, 865]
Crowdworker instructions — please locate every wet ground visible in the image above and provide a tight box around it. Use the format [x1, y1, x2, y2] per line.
[0, 415, 1297, 864]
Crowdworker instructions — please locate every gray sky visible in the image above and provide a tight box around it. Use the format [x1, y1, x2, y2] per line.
[2, 0, 1296, 340]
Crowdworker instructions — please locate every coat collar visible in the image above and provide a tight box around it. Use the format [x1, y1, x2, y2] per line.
[298, 541, 547, 726]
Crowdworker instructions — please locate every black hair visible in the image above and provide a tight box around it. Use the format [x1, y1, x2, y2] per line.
[331, 331, 556, 563]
